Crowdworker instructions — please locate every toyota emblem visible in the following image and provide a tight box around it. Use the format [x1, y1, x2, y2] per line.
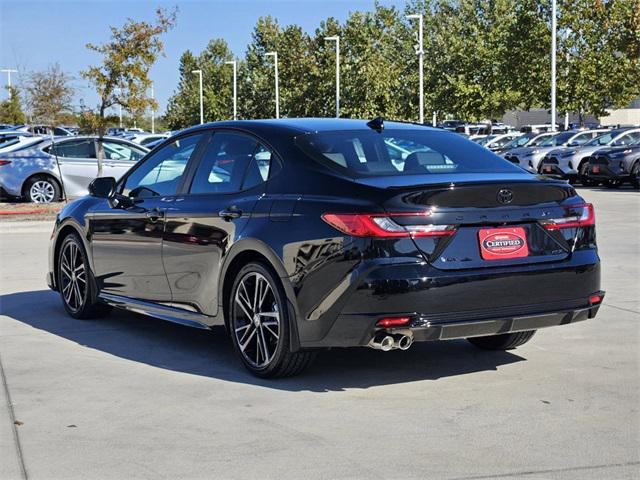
[497, 188, 514, 204]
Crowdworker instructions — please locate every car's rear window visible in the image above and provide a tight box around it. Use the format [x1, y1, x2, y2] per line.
[295, 129, 523, 177]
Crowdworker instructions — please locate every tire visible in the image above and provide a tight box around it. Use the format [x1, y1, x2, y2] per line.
[228, 262, 315, 378]
[631, 161, 640, 189]
[467, 330, 536, 350]
[24, 175, 61, 203]
[57, 233, 111, 319]
[578, 162, 596, 187]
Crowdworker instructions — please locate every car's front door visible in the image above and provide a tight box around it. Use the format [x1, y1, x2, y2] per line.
[162, 131, 277, 317]
[47, 138, 98, 197]
[88, 133, 206, 301]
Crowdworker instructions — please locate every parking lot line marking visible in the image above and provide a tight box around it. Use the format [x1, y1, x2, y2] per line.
[0, 352, 28, 480]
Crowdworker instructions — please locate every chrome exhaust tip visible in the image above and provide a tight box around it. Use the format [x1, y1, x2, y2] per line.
[397, 334, 413, 351]
[369, 333, 396, 351]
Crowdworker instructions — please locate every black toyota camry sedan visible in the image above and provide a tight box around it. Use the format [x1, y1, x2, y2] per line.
[47, 118, 603, 377]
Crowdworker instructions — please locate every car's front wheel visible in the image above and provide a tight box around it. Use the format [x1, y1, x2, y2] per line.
[631, 161, 640, 189]
[467, 330, 536, 350]
[578, 162, 596, 187]
[229, 262, 315, 378]
[57, 233, 111, 319]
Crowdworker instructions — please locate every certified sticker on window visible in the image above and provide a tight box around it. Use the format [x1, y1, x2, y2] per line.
[478, 227, 529, 260]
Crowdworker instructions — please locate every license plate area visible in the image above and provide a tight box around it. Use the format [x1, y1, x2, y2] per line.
[478, 227, 529, 261]
[592, 166, 601, 173]
[544, 165, 553, 173]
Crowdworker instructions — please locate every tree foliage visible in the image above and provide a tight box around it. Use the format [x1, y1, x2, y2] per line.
[23, 63, 74, 125]
[81, 7, 176, 174]
[164, 0, 639, 129]
[0, 86, 26, 125]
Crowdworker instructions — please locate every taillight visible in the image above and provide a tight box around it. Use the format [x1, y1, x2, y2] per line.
[376, 316, 411, 328]
[542, 203, 595, 230]
[0, 160, 11, 166]
[322, 213, 456, 238]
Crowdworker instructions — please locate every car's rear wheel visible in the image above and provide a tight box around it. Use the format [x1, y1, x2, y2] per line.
[229, 262, 315, 378]
[467, 330, 536, 350]
[578, 162, 596, 187]
[57, 233, 111, 319]
[24, 175, 61, 203]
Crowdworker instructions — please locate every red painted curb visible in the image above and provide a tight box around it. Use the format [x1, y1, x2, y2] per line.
[0, 210, 50, 216]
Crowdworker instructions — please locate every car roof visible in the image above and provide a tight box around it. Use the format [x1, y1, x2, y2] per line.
[179, 118, 440, 137]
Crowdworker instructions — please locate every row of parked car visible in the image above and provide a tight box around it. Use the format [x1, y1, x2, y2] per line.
[0, 124, 171, 203]
[483, 127, 640, 188]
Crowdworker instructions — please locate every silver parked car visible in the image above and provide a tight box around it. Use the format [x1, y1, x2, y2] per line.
[0, 136, 148, 203]
[540, 128, 640, 184]
[502, 130, 606, 173]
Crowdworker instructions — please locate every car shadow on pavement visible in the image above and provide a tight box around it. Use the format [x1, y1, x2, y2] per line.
[1, 290, 526, 392]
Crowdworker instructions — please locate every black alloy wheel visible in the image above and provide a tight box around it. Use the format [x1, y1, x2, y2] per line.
[229, 262, 315, 378]
[631, 162, 640, 189]
[578, 162, 596, 187]
[57, 234, 111, 319]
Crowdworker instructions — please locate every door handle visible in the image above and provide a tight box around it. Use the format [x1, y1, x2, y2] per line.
[145, 208, 163, 223]
[219, 207, 242, 221]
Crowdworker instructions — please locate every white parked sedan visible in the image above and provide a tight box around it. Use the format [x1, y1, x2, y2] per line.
[0, 136, 148, 203]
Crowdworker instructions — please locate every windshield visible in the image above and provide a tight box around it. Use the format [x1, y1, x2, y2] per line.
[539, 132, 573, 147]
[503, 134, 532, 149]
[586, 133, 614, 146]
[295, 129, 523, 177]
[529, 134, 554, 147]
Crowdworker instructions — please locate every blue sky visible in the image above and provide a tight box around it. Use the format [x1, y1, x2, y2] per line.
[0, 0, 405, 114]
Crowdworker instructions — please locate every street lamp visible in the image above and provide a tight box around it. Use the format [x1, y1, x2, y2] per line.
[324, 36, 340, 118]
[265, 52, 279, 119]
[406, 13, 424, 124]
[150, 81, 155, 134]
[1, 68, 18, 88]
[225, 60, 237, 120]
[192, 69, 204, 124]
[551, 0, 557, 131]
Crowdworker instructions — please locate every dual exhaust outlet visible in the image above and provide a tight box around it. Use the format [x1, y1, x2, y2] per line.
[369, 332, 413, 351]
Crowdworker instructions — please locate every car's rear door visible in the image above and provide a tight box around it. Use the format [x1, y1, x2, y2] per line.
[162, 130, 277, 317]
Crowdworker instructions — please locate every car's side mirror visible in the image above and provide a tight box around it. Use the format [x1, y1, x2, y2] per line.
[568, 141, 579, 147]
[89, 177, 116, 198]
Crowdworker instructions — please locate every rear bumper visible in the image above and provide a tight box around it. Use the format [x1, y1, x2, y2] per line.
[298, 250, 601, 348]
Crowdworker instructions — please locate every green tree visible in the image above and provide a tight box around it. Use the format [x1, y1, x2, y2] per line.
[0, 86, 26, 125]
[24, 63, 74, 126]
[165, 39, 236, 129]
[81, 7, 176, 175]
[558, 0, 640, 124]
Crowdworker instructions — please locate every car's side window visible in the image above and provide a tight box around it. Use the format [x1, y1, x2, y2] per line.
[190, 131, 271, 194]
[101, 141, 146, 162]
[122, 134, 204, 198]
[48, 139, 96, 158]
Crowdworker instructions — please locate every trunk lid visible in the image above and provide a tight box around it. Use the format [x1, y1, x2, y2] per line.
[377, 177, 579, 270]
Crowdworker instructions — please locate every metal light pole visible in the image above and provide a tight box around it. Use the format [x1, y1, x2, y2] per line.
[324, 36, 340, 118]
[265, 52, 279, 119]
[407, 14, 424, 124]
[551, 0, 557, 131]
[150, 82, 155, 134]
[192, 69, 204, 124]
[225, 60, 237, 120]
[1, 68, 18, 88]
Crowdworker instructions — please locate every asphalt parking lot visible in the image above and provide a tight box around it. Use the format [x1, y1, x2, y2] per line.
[1, 187, 638, 480]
